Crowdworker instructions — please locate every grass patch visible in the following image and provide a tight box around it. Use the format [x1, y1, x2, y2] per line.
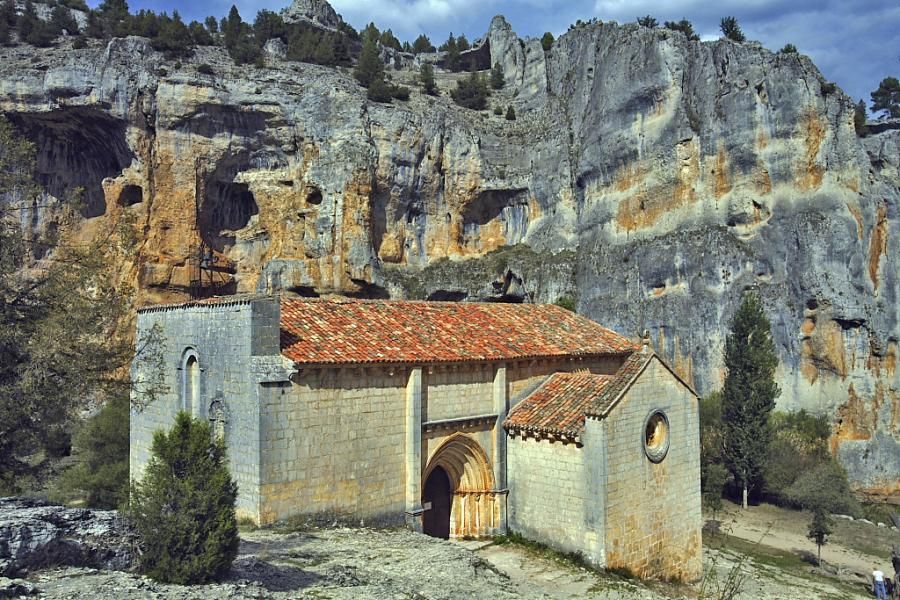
[707, 534, 807, 571]
[492, 531, 592, 571]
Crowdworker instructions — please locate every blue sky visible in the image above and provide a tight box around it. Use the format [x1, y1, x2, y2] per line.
[92, 0, 899, 112]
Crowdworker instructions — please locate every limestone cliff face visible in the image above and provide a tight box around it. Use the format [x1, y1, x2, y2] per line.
[0, 15, 897, 496]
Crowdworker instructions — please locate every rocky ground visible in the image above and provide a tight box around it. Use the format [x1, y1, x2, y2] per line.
[3, 519, 887, 599]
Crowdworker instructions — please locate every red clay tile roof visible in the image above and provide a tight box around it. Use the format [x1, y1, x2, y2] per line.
[584, 351, 653, 418]
[279, 298, 637, 365]
[504, 351, 658, 438]
[504, 372, 615, 438]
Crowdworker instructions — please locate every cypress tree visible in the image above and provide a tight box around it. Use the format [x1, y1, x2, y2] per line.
[128, 412, 239, 584]
[721, 292, 780, 508]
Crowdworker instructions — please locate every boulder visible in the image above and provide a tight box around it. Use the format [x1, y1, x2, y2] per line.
[0, 498, 137, 577]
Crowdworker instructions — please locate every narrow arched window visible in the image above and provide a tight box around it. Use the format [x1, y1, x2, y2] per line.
[185, 355, 200, 415]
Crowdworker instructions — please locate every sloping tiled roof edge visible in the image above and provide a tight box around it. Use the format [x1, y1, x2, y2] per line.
[584, 351, 699, 420]
[137, 294, 276, 314]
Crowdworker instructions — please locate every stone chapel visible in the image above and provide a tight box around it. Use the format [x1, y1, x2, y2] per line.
[130, 295, 702, 580]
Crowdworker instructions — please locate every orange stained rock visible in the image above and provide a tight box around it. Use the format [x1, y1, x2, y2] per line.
[797, 107, 825, 190]
[846, 202, 864, 240]
[868, 203, 888, 291]
[713, 143, 732, 198]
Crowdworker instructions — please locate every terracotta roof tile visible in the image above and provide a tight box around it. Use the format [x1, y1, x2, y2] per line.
[505, 350, 656, 438]
[585, 351, 653, 418]
[279, 298, 637, 365]
[504, 372, 615, 438]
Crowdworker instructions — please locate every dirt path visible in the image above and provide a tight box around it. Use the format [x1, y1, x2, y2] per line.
[719, 503, 890, 575]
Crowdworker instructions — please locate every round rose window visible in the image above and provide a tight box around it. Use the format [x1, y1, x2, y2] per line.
[643, 410, 670, 463]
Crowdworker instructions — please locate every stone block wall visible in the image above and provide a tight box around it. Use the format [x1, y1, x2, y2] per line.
[507, 436, 601, 559]
[257, 366, 409, 525]
[130, 298, 279, 520]
[423, 365, 494, 422]
[601, 358, 702, 581]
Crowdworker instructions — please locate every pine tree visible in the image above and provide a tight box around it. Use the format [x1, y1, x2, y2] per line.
[720, 16, 745, 42]
[871, 76, 900, 118]
[51, 5, 79, 35]
[457, 33, 469, 51]
[411, 33, 433, 54]
[354, 30, 384, 88]
[540, 31, 554, 51]
[128, 413, 239, 584]
[419, 62, 437, 95]
[443, 33, 460, 72]
[505, 105, 516, 120]
[490, 62, 504, 90]
[721, 292, 780, 508]
[854, 99, 868, 136]
[53, 394, 129, 508]
[664, 18, 699, 41]
[637, 15, 657, 28]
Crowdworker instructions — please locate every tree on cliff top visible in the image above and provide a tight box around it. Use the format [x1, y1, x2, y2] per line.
[721, 292, 780, 508]
[664, 18, 699, 41]
[720, 16, 745, 43]
[128, 412, 238, 584]
[871, 76, 900, 118]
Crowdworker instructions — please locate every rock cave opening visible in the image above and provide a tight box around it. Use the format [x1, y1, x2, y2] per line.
[200, 165, 259, 252]
[6, 108, 135, 218]
[306, 186, 323, 205]
[117, 185, 143, 207]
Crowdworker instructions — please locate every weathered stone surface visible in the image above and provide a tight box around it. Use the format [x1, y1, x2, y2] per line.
[0, 577, 39, 598]
[0, 7, 896, 496]
[0, 498, 136, 577]
[280, 0, 341, 29]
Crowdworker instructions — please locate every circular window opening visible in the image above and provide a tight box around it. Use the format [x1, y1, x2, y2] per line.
[643, 410, 670, 463]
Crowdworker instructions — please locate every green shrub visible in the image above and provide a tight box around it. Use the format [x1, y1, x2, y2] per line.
[490, 62, 504, 90]
[505, 105, 516, 120]
[779, 43, 797, 54]
[52, 394, 129, 509]
[128, 412, 239, 584]
[391, 85, 410, 101]
[71, 35, 87, 48]
[854, 99, 867, 137]
[637, 15, 657, 28]
[553, 296, 576, 311]
[821, 81, 836, 95]
[450, 70, 489, 110]
[540, 31, 553, 51]
[366, 77, 393, 102]
[197, 63, 214, 75]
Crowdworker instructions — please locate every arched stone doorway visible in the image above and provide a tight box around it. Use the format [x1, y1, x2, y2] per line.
[421, 433, 503, 539]
[422, 466, 452, 539]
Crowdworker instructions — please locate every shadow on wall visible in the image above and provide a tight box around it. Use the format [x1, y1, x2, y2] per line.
[7, 108, 135, 218]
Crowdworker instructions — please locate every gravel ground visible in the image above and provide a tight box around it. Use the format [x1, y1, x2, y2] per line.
[11, 526, 877, 599]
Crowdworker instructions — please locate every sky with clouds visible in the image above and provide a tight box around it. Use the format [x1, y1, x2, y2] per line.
[93, 0, 899, 114]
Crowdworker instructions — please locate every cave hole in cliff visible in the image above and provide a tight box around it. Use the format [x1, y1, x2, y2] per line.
[287, 285, 320, 297]
[427, 290, 468, 302]
[117, 185, 143, 207]
[306, 186, 323, 205]
[201, 156, 260, 252]
[7, 108, 135, 219]
[346, 279, 390, 300]
[462, 190, 530, 247]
